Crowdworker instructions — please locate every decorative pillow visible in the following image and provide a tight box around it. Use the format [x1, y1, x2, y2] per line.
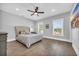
[21, 31, 25, 34]
[31, 32, 37, 34]
[19, 31, 21, 34]
[25, 32, 30, 34]
[19, 30, 25, 34]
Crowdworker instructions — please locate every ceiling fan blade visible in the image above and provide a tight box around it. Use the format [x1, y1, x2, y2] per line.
[27, 10, 34, 12]
[37, 12, 44, 13]
[31, 13, 34, 16]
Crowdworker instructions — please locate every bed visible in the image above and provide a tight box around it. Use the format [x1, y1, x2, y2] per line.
[15, 26, 43, 48]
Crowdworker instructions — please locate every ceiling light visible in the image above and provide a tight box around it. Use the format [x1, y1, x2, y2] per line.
[34, 13, 38, 15]
[51, 9, 56, 12]
[16, 8, 20, 11]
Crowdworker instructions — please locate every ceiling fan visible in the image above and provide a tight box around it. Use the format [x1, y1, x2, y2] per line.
[27, 6, 44, 16]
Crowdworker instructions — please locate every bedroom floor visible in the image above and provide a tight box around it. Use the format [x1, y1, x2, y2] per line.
[7, 38, 77, 56]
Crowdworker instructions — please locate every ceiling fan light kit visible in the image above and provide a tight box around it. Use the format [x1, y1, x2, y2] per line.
[34, 13, 37, 14]
[27, 6, 44, 16]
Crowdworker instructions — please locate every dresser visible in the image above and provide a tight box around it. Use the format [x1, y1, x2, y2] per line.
[0, 32, 7, 56]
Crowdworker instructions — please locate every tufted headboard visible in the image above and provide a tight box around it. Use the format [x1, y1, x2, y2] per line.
[15, 26, 30, 37]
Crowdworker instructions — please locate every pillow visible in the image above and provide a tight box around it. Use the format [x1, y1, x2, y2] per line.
[25, 32, 30, 34]
[19, 31, 25, 34]
[31, 32, 37, 34]
[21, 31, 25, 34]
[19, 31, 21, 34]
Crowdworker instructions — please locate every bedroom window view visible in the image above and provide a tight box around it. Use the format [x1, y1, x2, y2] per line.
[53, 18, 64, 36]
[38, 22, 44, 34]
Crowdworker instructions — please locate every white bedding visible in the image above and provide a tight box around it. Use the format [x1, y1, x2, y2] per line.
[16, 33, 43, 48]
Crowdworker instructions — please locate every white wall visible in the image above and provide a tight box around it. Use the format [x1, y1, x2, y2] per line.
[36, 12, 71, 42]
[0, 10, 35, 41]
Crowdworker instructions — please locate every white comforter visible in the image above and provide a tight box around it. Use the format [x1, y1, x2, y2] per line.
[16, 33, 43, 48]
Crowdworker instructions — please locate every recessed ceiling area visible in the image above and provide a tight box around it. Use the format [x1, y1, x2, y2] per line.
[0, 3, 73, 21]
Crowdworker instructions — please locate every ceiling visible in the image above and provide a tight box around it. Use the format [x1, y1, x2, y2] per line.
[0, 3, 73, 21]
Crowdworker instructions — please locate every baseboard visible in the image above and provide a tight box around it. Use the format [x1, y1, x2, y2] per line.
[72, 44, 79, 56]
[7, 38, 16, 42]
[43, 36, 72, 43]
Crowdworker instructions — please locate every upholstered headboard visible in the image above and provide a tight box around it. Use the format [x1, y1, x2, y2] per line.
[15, 26, 30, 37]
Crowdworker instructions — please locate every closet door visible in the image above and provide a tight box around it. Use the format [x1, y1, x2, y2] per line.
[72, 28, 79, 55]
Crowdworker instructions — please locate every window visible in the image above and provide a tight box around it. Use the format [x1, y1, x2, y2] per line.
[38, 22, 44, 34]
[53, 18, 64, 36]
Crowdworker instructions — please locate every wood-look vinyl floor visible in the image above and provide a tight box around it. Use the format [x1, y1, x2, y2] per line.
[7, 38, 77, 56]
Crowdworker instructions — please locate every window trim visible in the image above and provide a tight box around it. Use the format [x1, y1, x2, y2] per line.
[52, 18, 64, 36]
[37, 22, 44, 34]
